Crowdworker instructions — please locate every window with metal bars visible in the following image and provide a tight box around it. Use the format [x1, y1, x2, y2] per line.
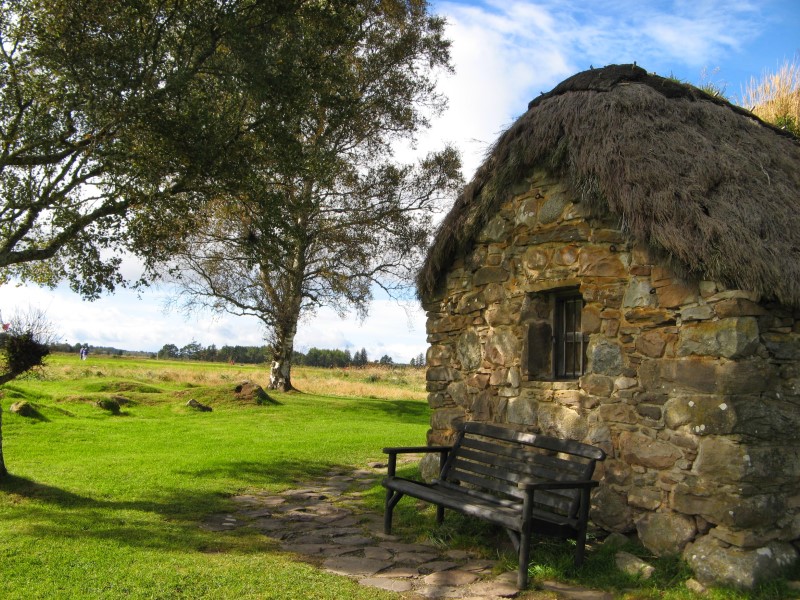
[554, 293, 587, 379]
[524, 288, 588, 381]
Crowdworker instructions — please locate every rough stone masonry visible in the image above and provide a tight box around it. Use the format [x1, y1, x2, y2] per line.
[422, 169, 800, 589]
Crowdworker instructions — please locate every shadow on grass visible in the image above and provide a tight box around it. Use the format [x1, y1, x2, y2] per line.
[297, 396, 429, 423]
[14, 405, 51, 422]
[0, 458, 350, 553]
[1, 474, 93, 506]
[179, 458, 335, 486]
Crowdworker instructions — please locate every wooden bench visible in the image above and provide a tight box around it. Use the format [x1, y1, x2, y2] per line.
[382, 422, 606, 589]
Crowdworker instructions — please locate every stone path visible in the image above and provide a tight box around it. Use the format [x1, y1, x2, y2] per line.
[201, 458, 612, 600]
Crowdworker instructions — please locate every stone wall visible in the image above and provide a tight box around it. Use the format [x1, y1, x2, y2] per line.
[423, 170, 800, 588]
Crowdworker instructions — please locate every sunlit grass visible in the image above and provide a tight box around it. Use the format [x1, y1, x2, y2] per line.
[1, 354, 428, 599]
[27, 353, 427, 402]
[293, 364, 426, 401]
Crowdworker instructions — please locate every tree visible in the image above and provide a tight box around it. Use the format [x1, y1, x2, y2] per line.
[379, 355, 394, 365]
[179, 340, 203, 360]
[157, 344, 179, 360]
[304, 347, 351, 368]
[0, 0, 294, 298]
[169, 0, 462, 391]
[353, 348, 368, 367]
[0, 308, 54, 477]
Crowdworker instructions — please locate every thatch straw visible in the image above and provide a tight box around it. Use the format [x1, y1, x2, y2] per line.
[417, 64, 800, 306]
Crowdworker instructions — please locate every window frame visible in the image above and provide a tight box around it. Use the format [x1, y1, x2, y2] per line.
[552, 291, 587, 380]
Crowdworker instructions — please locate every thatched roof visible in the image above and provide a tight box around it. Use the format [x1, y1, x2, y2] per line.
[418, 64, 800, 306]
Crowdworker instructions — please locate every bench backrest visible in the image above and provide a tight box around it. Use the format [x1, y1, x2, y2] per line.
[439, 422, 606, 518]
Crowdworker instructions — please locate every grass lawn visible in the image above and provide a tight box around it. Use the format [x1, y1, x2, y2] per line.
[1, 354, 797, 599]
[0, 354, 427, 599]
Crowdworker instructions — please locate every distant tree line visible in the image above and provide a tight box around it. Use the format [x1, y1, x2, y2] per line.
[152, 342, 425, 367]
[156, 342, 269, 364]
[45, 338, 425, 368]
[48, 342, 151, 358]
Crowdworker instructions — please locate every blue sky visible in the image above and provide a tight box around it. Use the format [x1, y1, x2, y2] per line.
[3, 0, 798, 362]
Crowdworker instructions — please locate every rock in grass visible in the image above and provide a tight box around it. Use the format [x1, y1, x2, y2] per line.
[615, 551, 655, 579]
[95, 398, 121, 414]
[10, 401, 37, 417]
[187, 398, 212, 412]
[685, 578, 707, 594]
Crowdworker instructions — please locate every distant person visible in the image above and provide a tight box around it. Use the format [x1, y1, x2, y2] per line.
[80, 347, 88, 360]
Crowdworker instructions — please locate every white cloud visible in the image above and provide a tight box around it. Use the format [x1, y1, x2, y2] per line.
[295, 300, 426, 363]
[417, 1, 577, 176]
[422, 0, 771, 177]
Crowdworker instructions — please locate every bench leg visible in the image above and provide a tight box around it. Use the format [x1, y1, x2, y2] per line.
[384, 489, 404, 534]
[436, 504, 445, 524]
[518, 532, 531, 589]
[574, 486, 591, 566]
[575, 526, 587, 566]
[518, 490, 535, 589]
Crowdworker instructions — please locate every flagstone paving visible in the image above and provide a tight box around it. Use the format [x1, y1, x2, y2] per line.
[202, 458, 612, 599]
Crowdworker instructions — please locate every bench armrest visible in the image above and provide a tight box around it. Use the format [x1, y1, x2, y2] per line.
[382, 446, 452, 478]
[382, 445, 452, 455]
[517, 479, 599, 491]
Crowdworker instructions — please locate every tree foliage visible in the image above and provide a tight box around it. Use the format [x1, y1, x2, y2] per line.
[155, 341, 268, 364]
[303, 347, 352, 368]
[169, 0, 462, 391]
[352, 348, 369, 367]
[0, 0, 292, 297]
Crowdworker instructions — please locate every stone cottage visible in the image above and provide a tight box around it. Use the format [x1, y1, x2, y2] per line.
[417, 64, 800, 588]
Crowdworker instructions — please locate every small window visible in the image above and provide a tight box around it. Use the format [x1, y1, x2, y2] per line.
[524, 289, 587, 381]
[554, 293, 587, 379]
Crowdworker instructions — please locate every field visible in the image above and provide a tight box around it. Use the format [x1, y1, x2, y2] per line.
[0, 354, 428, 599]
[1, 354, 796, 599]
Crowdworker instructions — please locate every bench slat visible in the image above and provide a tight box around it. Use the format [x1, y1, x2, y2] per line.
[462, 422, 606, 460]
[448, 464, 522, 499]
[460, 437, 591, 478]
[385, 477, 522, 530]
[436, 480, 521, 508]
[455, 444, 590, 483]
[447, 465, 580, 515]
[449, 455, 577, 512]
[449, 455, 526, 494]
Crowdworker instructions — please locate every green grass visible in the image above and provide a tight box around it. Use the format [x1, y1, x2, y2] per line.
[2, 354, 799, 599]
[1, 354, 426, 599]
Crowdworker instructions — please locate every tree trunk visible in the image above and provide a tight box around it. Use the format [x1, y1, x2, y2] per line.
[268, 319, 298, 391]
[264, 181, 312, 392]
[0, 406, 7, 478]
[267, 284, 303, 392]
[269, 358, 292, 391]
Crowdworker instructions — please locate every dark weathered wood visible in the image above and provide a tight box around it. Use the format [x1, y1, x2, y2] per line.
[382, 423, 606, 590]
